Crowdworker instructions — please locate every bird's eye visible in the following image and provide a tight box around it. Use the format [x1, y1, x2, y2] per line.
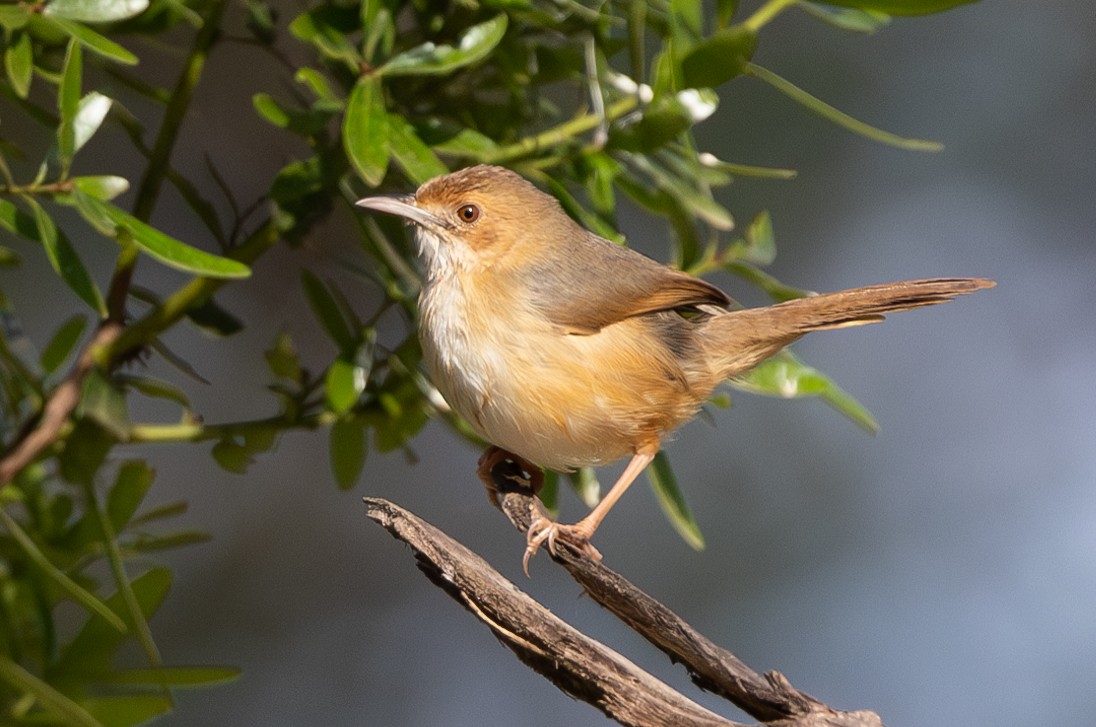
[456, 204, 480, 223]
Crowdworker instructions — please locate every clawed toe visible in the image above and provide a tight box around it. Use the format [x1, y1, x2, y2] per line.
[522, 517, 603, 575]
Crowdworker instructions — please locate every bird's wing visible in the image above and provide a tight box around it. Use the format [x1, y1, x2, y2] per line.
[526, 233, 730, 335]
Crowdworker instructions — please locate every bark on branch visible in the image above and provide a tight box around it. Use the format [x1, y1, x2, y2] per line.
[365, 462, 884, 726]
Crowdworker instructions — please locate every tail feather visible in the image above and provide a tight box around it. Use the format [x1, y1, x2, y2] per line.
[703, 277, 994, 379]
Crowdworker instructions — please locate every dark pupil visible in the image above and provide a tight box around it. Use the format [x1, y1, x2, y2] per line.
[460, 205, 477, 221]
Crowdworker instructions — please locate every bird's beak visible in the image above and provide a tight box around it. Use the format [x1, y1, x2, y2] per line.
[355, 194, 444, 229]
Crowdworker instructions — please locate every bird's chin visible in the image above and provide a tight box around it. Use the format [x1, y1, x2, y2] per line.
[415, 228, 475, 277]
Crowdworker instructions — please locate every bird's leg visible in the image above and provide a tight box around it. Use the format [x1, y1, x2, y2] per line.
[523, 444, 658, 574]
[477, 445, 543, 508]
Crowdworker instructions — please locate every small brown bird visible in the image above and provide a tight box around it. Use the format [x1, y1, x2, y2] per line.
[357, 165, 992, 570]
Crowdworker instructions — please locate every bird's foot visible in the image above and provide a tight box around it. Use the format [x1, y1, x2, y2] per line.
[522, 514, 602, 575]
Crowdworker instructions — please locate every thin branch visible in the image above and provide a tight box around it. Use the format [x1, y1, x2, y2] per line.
[364, 497, 742, 727]
[0, 321, 121, 486]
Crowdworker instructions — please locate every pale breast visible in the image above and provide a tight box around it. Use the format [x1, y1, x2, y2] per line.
[419, 274, 710, 470]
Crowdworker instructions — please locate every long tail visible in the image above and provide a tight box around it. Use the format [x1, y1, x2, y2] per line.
[703, 277, 995, 379]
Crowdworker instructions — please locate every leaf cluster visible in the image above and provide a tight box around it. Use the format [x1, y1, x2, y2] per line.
[0, 0, 974, 721]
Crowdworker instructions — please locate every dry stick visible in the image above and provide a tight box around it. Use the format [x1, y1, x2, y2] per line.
[485, 457, 884, 727]
[364, 497, 741, 727]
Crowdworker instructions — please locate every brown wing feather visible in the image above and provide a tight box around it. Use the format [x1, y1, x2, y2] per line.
[526, 230, 729, 335]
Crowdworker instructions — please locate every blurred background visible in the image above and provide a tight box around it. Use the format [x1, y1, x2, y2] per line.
[5, 0, 1094, 725]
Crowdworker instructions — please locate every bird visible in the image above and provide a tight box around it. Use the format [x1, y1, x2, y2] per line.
[356, 164, 993, 571]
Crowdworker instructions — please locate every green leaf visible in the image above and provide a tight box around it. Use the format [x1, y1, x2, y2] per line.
[343, 75, 389, 187]
[119, 375, 191, 409]
[0, 655, 102, 727]
[44, 0, 149, 23]
[329, 419, 366, 490]
[4, 30, 33, 98]
[731, 350, 879, 432]
[801, 3, 891, 32]
[105, 665, 240, 686]
[74, 174, 130, 201]
[184, 296, 243, 337]
[82, 695, 171, 727]
[33, 15, 138, 64]
[0, 5, 32, 30]
[378, 14, 508, 77]
[26, 196, 108, 315]
[79, 368, 130, 438]
[539, 469, 559, 517]
[646, 451, 705, 550]
[301, 270, 355, 352]
[72, 191, 251, 278]
[680, 25, 757, 89]
[288, 5, 361, 67]
[388, 114, 447, 184]
[725, 210, 776, 265]
[107, 460, 154, 532]
[41, 314, 87, 374]
[0, 507, 128, 633]
[815, 0, 976, 15]
[325, 357, 367, 414]
[58, 40, 83, 166]
[54, 568, 171, 678]
[745, 63, 943, 151]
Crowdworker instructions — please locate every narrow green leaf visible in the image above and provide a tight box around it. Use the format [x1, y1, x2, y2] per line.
[73, 192, 251, 278]
[40, 314, 87, 374]
[73, 174, 130, 200]
[731, 350, 879, 432]
[646, 451, 705, 550]
[288, 5, 361, 67]
[0, 655, 102, 727]
[388, 115, 448, 184]
[55, 568, 171, 678]
[58, 40, 83, 166]
[801, 3, 891, 32]
[329, 419, 366, 490]
[107, 460, 154, 531]
[34, 15, 139, 64]
[44, 0, 149, 23]
[0, 507, 128, 631]
[746, 63, 943, 151]
[4, 30, 33, 98]
[211, 439, 251, 474]
[26, 196, 108, 314]
[252, 92, 291, 128]
[725, 261, 811, 302]
[378, 14, 508, 77]
[0, 245, 20, 266]
[816, 0, 976, 15]
[184, 296, 243, 337]
[105, 665, 240, 685]
[539, 469, 559, 517]
[119, 375, 191, 409]
[343, 75, 389, 187]
[301, 270, 355, 352]
[127, 529, 211, 551]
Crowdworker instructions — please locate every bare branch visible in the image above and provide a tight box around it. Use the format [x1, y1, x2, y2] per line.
[485, 457, 884, 727]
[364, 497, 743, 727]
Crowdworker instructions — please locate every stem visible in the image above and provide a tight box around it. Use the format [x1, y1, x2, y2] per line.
[482, 96, 639, 164]
[126, 412, 332, 444]
[741, 0, 799, 32]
